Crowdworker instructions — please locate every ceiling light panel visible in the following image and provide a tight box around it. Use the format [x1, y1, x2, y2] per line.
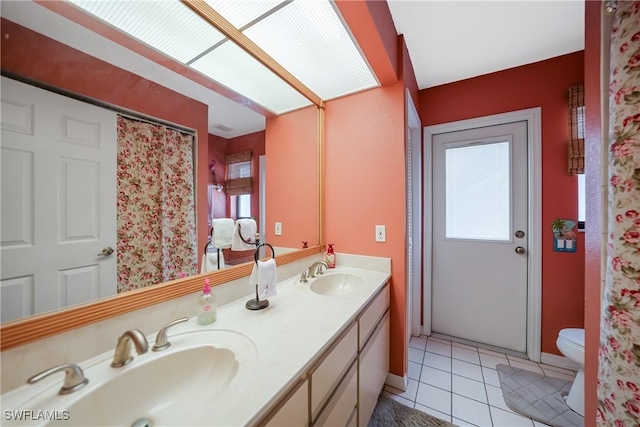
[243, 0, 378, 100]
[190, 41, 312, 114]
[202, 0, 286, 29]
[68, 0, 226, 63]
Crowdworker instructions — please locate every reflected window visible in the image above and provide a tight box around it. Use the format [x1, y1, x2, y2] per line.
[236, 194, 251, 218]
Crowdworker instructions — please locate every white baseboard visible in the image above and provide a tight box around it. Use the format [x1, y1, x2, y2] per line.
[385, 372, 407, 391]
[540, 352, 580, 371]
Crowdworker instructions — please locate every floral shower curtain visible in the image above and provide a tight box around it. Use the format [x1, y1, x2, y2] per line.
[116, 116, 198, 293]
[597, 1, 640, 424]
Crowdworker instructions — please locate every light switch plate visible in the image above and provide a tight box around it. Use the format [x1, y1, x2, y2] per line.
[375, 225, 386, 242]
[275, 222, 282, 236]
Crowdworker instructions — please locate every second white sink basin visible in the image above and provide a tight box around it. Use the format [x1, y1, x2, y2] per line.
[310, 273, 365, 296]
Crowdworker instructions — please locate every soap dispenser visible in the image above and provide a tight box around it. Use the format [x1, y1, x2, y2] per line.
[325, 244, 336, 268]
[196, 278, 217, 325]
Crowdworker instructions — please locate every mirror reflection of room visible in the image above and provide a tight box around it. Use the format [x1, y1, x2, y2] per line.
[204, 133, 266, 272]
[0, 0, 321, 323]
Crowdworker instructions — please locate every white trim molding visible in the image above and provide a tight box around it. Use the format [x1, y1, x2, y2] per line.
[423, 107, 543, 362]
[385, 372, 408, 392]
[541, 352, 580, 371]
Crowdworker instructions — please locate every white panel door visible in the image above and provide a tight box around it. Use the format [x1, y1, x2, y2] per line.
[432, 121, 528, 352]
[1, 77, 117, 322]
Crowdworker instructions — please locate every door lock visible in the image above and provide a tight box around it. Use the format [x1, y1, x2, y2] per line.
[515, 230, 525, 238]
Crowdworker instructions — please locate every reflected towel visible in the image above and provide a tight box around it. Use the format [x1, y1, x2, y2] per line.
[200, 251, 225, 273]
[250, 258, 277, 299]
[211, 218, 234, 249]
[232, 218, 257, 251]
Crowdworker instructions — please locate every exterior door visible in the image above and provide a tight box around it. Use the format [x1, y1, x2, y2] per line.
[431, 121, 528, 352]
[1, 77, 117, 322]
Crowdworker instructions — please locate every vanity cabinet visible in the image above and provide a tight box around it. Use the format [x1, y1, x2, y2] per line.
[257, 281, 390, 427]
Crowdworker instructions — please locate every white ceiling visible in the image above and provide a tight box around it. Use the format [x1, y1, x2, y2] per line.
[387, 0, 585, 89]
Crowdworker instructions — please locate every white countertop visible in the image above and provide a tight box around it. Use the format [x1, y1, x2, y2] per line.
[1, 265, 390, 426]
[208, 266, 390, 426]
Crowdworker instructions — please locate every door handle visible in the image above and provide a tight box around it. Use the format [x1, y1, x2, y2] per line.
[515, 246, 526, 255]
[97, 247, 114, 257]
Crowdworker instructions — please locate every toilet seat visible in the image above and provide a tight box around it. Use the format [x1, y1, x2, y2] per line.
[558, 328, 584, 347]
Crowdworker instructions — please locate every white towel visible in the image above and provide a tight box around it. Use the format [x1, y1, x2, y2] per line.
[232, 218, 257, 251]
[211, 218, 234, 249]
[200, 252, 225, 273]
[250, 258, 277, 299]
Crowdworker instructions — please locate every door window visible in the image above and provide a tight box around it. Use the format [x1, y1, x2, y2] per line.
[445, 140, 511, 241]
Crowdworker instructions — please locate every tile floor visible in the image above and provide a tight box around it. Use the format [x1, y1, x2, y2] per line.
[383, 335, 578, 427]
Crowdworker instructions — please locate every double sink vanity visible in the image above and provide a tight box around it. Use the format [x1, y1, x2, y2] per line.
[1, 260, 391, 427]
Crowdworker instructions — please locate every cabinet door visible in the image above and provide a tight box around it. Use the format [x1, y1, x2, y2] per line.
[359, 284, 390, 349]
[313, 362, 357, 427]
[359, 312, 390, 426]
[264, 379, 309, 427]
[309, 322, 357, 420]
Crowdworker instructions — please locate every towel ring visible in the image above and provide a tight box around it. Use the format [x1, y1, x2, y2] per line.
[237, 222, 259, 246]
[254, 243, 275, 264]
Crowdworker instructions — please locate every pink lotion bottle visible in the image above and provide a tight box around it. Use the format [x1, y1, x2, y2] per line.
[196, 278, 217, 325]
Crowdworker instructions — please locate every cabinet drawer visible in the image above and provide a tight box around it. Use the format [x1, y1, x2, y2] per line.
[309, 322, 357, 420]
[358, 283, 389, 349]
[263, 379, 309, 427]
[313, 361, 357, 427]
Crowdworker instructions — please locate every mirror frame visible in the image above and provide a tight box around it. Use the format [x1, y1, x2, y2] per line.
[0, 1, 326, 351]
[0, 246, 322, 350]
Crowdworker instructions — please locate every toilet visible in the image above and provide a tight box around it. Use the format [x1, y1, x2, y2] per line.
[556, 328, 585, 416]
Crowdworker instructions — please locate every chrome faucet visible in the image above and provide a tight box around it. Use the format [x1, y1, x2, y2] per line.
[308, 261, 329, 278]
[27, 364, 88, 395]
[152, 317, 189, 352]
[111, 329, 149, 367]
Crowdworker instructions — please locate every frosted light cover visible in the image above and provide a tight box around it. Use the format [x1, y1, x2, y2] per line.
[191, 41, 312, 114]
[445, 141, 511, 241]
[243, 0, 379, 100]
[68, 0, 226, 64]
[203, 0, 286, 29]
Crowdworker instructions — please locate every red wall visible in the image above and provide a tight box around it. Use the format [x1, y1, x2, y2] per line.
[1, 18, 210, 270]
[265, 106, 319, 249]
[420, 52, 586, 355]
[330, 1, 422, 380]
[325, 83, 407, 377]
[207, 135, 228, 220]
[583, 1, 603, 424]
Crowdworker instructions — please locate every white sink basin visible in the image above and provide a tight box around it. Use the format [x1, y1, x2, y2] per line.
[3, 329, 257, 426]
[310, 273, 365, 296]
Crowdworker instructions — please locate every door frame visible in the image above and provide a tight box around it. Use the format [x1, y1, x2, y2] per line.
[423, 107, 542, 362]
[406, 89, 423, 344]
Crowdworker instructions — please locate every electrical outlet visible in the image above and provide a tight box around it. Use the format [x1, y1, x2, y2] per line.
[375, 225, 386, 242]
[275, 222, 282, 236]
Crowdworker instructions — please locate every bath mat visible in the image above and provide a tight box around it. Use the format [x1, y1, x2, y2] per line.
[496, 364, 583, 427]
[368, 394, 456, 427]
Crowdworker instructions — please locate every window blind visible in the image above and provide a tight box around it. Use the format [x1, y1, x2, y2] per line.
[568, 85, 585, 175]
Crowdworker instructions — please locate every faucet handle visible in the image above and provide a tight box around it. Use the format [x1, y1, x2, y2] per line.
[152, 317, 189, 352]
[300, 270, 309, 283]
[27, 364, 88, 395]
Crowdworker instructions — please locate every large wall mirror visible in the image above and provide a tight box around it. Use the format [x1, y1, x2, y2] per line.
[0, 0, 327, 347]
